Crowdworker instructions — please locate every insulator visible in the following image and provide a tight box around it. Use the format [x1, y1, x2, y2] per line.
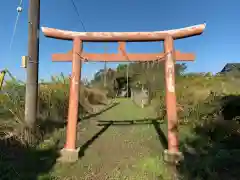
[17, 7, 23, 13]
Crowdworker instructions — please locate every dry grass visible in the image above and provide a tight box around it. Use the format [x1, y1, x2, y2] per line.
[0, 72, 240, 179]
[0, 76, 109, 157]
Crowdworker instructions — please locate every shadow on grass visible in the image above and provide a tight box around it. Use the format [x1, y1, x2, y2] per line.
[179, 95, 240, 180]
[79, 122, 113, 159]
[80, 101, 120, 121]
[0, 138, 60, 180]
[152, 121, 168, 149]
[34, 102, 120, 161]
[38, 119, 66, 140]
[76, 117, 168, 160]
[97, 118, 168, 149]
[38, 102, 120, 140]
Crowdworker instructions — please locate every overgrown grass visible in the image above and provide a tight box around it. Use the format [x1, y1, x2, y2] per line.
[0, 71, 239, 179]
[152, 74, 240, 179]
[177, 93, 240, 180]
[0, 74, 109, 179]
[91, 71, 240, 179]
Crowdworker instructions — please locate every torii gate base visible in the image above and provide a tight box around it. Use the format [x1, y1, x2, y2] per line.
[41, 24, 206, 174]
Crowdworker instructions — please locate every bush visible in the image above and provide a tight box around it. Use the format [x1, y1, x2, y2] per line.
[39, 82, 70, 122]
[0, 73, 110, 179]
[0, 74, 109, 145]
[151, 74, 240, 179]
[0, 80, 38, 146]
[179, 94, 240, 179]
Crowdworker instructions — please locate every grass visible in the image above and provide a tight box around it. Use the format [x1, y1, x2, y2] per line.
[178, 94, 240, 180]
[0, 75, 112, 180]
[39, 99, 172, 179]
[0, 137, 60, 180]
[1, 73, 240, 179]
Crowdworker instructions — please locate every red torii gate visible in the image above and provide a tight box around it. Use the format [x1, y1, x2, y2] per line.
[41, 23, 206, 163]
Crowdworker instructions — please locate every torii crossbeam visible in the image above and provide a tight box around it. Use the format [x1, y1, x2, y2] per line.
[41, 23, 206, 165]
[52, 48, 195, 62]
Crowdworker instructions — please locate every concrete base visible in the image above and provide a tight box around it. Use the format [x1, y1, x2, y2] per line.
[163, 149, 184, 165]
[57, 147, 80, 163]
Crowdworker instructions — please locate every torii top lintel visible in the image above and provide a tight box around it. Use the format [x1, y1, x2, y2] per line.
[41, 23, 206, 42]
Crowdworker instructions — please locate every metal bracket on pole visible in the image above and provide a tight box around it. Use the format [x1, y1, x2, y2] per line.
[21, 56, 28, 68]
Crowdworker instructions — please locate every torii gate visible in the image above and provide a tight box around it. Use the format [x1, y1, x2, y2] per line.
[41, 23, 206, 163]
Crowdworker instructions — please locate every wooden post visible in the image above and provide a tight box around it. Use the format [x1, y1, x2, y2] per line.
[164, 35, 178, 153]
[163, 35, 183, 179]
[65, 38, 82, 150]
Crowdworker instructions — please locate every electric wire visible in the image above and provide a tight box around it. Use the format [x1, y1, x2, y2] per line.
[69, 0, 87, 32]
[10, 0, 23, 50]
[68, 0, 110, 88]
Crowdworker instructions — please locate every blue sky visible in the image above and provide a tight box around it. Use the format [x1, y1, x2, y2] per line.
[0, 0, 239, 81]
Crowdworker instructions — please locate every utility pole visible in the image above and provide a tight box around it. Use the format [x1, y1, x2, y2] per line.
[25, 0, 40, 129]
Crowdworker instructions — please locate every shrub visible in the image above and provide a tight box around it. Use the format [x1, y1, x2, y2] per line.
[179, 93, 240, 179]
[0, 74, 109, 145]
[151, 74, 240, 179]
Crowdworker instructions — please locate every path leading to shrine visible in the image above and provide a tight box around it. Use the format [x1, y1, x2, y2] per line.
[49, 99, 173, 179]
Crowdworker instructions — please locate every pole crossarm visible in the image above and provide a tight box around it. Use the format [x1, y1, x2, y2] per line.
[41, 23, 206, 42]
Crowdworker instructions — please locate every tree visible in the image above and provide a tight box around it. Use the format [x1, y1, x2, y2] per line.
[116, 64, 128, 72]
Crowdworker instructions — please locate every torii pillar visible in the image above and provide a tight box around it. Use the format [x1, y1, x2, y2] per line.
[41, 23, 206, 169]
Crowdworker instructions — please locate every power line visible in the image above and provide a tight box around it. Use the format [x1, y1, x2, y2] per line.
[69, 0, 87, 32]
[10, 0, 24, 50]
[68, 0, 110, 89]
